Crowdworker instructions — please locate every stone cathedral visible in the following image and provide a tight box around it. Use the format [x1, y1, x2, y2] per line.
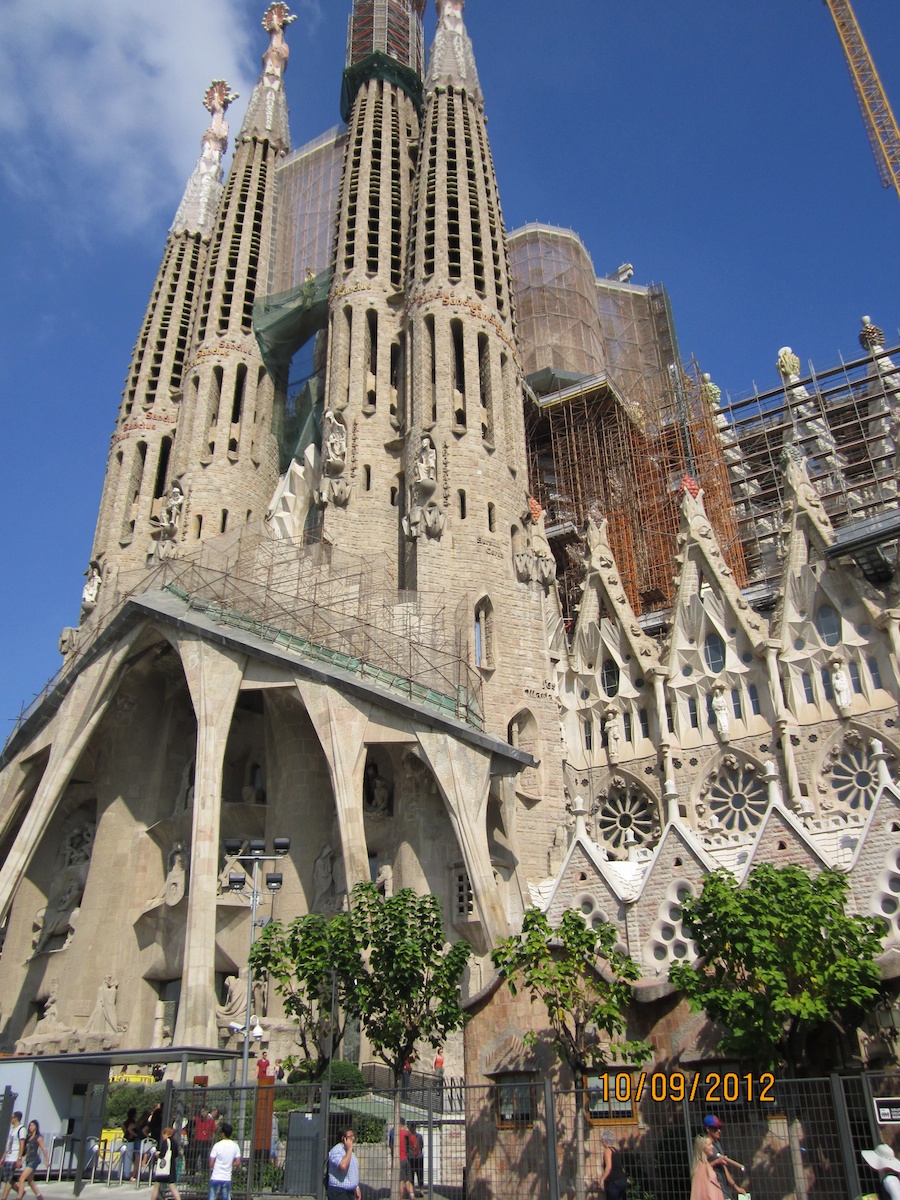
[1, 0, 898, 1078]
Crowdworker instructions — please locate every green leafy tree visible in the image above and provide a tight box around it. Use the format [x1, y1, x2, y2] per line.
[254, 882, 471, 1200]
[668, 864, 884, 1075]
[251, 911, 345, 1080]
[492, 907, 649, 1200]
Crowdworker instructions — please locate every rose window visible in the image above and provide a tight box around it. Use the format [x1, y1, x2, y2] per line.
[830, 742, 880, 811]
[595, 786, 657, 851]
[707, 763, 768, 833]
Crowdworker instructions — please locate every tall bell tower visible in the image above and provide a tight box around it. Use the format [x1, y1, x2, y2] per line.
[171, 4, 297, 547]
[316, 0, 426, 565]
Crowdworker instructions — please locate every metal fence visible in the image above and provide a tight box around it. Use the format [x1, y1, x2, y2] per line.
[142, 1072, 900, 1200]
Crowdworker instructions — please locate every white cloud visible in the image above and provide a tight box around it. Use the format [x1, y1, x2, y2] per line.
[0, 0, 320, 237]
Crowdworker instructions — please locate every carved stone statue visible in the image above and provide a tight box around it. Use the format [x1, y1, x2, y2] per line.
[312, 844, 336, 912]
[33, 818, 95, 955]
[81, 561, 103, 615]
[85, 975, 125, 1038]
[604, 709, 621, 763]
[152, 480, 185, 539]
[777, 347, 801, 383]
[414, 436, 437, 489]
[163, 842, 187, 907]
[322, 410, 347, 476]
[216, 970, 248, 1035]
[711, 685, 730, 741]
[364, 763, 390, 816]
[375, 863, 393, 898]
[830, 657, 852, 711]
[59, 627, 78, 657]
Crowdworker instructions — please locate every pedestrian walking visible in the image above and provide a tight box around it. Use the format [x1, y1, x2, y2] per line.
[1, 1113, 25, 1200]
[326, 1127, 360, 1200]
[150, 1127, 181, 1200]
[690, 1135, 720, 1200]
[599, 1130, 628, 1200]
[702, 1115, 744, 1200]
[15, 1122, 47, 1200]
[207, 1124, 241, 1200]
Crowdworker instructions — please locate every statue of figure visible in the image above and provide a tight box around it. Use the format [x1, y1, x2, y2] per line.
[81, 560, 103, 614]
[312, 844, 336, 912]
[375, 863, 393, 898]
[322, 410, 347, 476]
[216, 971, 247, 1034]
[414, 436, 437, 486]
[154, 481, 185, 538]
[830, 657, 852, 710]
[59, 627, 78, 657]
[777, 346, 801, 383]
[85, 976, 124, 1037]
[33, 819, 95, 955]
[253, 974, 268, 1019]
[365, 763, 390, 816]
[163, 843, 187, 907]
[604, 709, 621, 763]
[711, 686, 730, 740]
[404, 504, 423, 541]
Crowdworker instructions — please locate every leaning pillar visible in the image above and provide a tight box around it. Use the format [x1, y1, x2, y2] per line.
[171, 634, 246, 1047]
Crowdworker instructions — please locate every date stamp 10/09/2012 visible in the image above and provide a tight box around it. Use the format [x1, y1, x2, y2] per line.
[590, 1072, 777, 1104]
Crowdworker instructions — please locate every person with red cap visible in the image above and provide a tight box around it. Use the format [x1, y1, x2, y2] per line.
[702, 1116, 745, 1200]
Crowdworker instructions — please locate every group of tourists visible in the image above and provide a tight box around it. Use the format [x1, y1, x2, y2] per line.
[119, 1108, 242, 1200]
[1, 1113, 47, 1200]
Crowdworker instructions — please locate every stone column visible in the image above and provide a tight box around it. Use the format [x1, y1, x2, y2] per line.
[0, 633, 139, 920]
[764, 641, 802, 809]
[171, 634, 246, 1047]
[415, 732, 507, 949]
[293, 679, 372, 894]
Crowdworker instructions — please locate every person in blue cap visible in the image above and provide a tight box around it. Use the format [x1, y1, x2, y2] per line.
[702, 1116, 745, 1200]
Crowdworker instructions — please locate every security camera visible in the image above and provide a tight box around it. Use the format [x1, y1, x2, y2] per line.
[252, 1023, 264, 1040]
[229, 1022, 244, 1032]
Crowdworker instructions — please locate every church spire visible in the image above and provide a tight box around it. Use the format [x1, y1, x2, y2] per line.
[238, 2, 297, 150]
[426, 0, 482, 105]
[171, 80, 239, 241]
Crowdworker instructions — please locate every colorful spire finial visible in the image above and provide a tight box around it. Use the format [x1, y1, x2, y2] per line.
[428, 0, 481, 102]
[204, 79, 239, 120]
[263, 2, 297, 34]
[171, 81, 237, 239]
[859, 315, 886, 352]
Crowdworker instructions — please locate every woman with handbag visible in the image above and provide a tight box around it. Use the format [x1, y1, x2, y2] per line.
[150, 1128, 181, 1200]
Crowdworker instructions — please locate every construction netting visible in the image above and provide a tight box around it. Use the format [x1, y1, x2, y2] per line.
[269, 125, 347, 297]
[346, 0, 425, 76]
[508, 224, 608, 379]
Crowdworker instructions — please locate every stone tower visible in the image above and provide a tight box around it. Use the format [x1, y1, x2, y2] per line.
[88, 82, 236, 585]
[317, 0, 426, 563]
[171, 4, 297, 546]
[401, 0, 564, 861]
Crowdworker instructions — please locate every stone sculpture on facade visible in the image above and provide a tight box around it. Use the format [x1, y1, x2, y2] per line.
[364, 762, 391, 816]
[711, 684, 731, 741]
[216, 969, 248, 1039]
[15, 978, 75, 1055]
[85, 975, 126, 1041]
[33, 818, 95, 956]
[81, 560, 103, 616]
[830, 656, 853, 713]
[405, 435, 444, 540]
[604, 708, 621, 764]
[58, 627, 78, 657]
[312, 844, 336, 912]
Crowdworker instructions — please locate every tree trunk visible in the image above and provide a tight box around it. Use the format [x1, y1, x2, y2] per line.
[574, 1079, 587, 1200]
[392, 1078, 403, 1200]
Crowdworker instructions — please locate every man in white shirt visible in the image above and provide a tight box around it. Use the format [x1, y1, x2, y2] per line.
[208, 1122, 241, 1200]
[327, 1127, 360, 1200]
[1, 1113, 25, 1200]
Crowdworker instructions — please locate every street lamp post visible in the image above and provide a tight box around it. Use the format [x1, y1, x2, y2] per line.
[224, 837, 290, 1144]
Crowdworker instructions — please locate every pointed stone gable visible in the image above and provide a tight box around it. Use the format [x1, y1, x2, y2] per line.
[544, 838, 627, 936]
[631, 823, 716, 972]
[742, 803, 832, 877]
[577, 517, 659, 672]
[847, 775, 900, 947]
[667, 483, 768, 673]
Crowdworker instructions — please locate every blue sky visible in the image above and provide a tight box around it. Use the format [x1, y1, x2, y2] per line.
[1, 0, 899, 731]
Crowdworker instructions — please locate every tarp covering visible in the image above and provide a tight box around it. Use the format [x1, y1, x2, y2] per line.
[253, 267, 332, 386]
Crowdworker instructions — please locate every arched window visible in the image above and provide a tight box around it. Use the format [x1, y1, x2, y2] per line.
[704, 633, 726, 674]
[600, 659, 620, 698]
[474, 597, 494, 669]
[815, 603, 841, 647]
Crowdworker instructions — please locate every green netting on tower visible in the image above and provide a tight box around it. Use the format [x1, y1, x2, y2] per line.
[340, 52, 424, 122]
[253, 267, 332, 387]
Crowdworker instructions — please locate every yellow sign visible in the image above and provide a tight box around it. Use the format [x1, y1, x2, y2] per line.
[110, 1072, 155, 1085]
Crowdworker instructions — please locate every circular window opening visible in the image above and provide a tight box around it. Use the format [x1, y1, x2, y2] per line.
[660, 924, 675, 942]
[672, 941, 688, 959]
[653, 944, 667, 962]
[580, 898, 593, 915]
[731, 792, 747, 810]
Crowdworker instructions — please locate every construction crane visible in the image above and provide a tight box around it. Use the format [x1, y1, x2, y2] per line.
[823, 0, 900, 198]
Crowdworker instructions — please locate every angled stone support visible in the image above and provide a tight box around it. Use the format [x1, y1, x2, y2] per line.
[0, 633, 140, 921]
[415, 731, 507, 949]
[293, 679, 372, 895]
[171, 635, 246, 1047]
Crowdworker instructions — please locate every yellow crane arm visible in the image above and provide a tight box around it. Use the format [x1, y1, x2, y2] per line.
[824, 0, 900, 198]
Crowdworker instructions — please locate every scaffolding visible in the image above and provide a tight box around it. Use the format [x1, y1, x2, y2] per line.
[269, 125, 347, 297]
[526, 360, 746, 625]
[715, 339, 900, 588]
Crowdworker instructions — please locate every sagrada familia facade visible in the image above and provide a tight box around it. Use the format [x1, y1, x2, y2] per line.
[0, 0, 898, 1078]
